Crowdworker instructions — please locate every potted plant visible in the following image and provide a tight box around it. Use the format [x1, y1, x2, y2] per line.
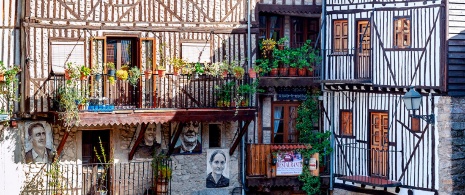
[0, 61, 6, 82]
[232, 65, 245, 79]
[276, 36, 288, 50]
[65, 62, 80, 82]
[157, 65, 166, 78]
[92, 65, 103, 81]
[215, 81, 235, 107]
[152, 153, 172, 194]
[128, 66, 141, 86]
[219, 61, 231, 78]
[170, 57, 187, 76]
[260, 38, 277, 59]
[105, 62, 115, 77]
[116, 68, 128, 81]
[193, 62, 204, 79]
[79, 65, 91, 80]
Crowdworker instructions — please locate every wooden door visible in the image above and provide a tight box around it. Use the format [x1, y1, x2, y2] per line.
[370, 112, 388, 178]
[356, 20, 371, 79]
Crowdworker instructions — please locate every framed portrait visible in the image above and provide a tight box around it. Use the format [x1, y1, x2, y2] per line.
[171, 121, 202, 155]
[24, 121, 54, 163]
[206, 149, 230, 188]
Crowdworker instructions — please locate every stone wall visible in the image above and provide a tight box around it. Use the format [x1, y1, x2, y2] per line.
[437, 96, 465, 195]
[170, 122, 242, 195]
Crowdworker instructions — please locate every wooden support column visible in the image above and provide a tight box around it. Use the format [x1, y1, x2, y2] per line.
[128, 123, 148, 160]
[168, 122, 184, 155]
[229, 120, 251, 156]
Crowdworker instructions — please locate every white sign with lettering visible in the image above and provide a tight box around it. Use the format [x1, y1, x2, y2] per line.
[276, 151, 303, 176]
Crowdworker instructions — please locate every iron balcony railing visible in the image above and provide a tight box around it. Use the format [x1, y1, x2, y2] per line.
[43, 73, 255, 112]
[21, 159, 172, 195]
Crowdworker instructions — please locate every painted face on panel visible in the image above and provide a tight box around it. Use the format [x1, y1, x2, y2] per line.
[31, 126, 46, 151]
[181, 121, 200, 144]
[210, 152, 226, 175]
[144, 123, 156, 146]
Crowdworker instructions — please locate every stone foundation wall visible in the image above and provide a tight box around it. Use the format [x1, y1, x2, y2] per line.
[437, 96, 465, 195]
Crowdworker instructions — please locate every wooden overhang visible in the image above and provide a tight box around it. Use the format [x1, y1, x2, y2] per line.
[258, 77, 319, 87]
[256, 4, 322, 15]
[65, 108, 256, 126]
[49, 108, 256, 158]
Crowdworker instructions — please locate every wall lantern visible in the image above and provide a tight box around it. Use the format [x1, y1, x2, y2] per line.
[402, 87, 435, 124]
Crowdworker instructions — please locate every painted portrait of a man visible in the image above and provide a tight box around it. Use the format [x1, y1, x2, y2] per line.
[206, 149, 229, 188]
[172, 121, 202, 154]
[24, 122, 54, 163]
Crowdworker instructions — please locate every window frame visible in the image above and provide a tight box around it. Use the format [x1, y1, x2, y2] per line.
[339, 110, 354, 137]
[258, 14, 284, 41]
[271, 101, 302, 144]
[393, 17, 411, 49]
[290, 17, 320, 48]
[333, 19, 349, 53]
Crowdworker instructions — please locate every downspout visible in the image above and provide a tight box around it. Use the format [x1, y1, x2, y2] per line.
[330, 90, 335, 191]
[243, 0, 251, 194]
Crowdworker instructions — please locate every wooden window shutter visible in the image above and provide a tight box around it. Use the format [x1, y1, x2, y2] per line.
[394, 18, 411, 48]
[341, 111, 353, 136]
[334, 20, 348, 52]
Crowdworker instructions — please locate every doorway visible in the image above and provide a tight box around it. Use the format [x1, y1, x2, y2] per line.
[369, 112, 388, 178]
[82, 130, 111, 193]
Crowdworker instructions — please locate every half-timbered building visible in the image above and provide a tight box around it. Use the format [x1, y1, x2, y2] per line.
[322, 0, 465, 194]
[245, 0, 324, 194]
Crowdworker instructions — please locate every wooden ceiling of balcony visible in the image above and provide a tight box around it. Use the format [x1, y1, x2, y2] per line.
[74, 108, 256, 126]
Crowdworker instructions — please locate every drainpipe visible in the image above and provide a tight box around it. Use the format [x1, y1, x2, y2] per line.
[330, 91, 335, 191]
[244, 0, 251, 193]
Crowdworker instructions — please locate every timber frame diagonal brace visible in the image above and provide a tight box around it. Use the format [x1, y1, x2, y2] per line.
[128, 123, 148, 160]
[229, 120, 251, 156]
[168, 122, 185, 155]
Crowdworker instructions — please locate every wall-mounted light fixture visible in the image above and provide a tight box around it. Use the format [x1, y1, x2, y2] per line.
[402, 87, 434, 124]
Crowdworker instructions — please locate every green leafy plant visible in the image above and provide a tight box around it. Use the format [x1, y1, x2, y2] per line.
[215, 81, 235, 107]
[91, 65, 102, 75]
[169, 57, 187, 73]
[128, 66, 141, 86]
[47, 155, 65, 195]
[194, 62, 204, 74]
[152, 153, 172, 180]
[56, 85, 80, 128]
[94, 136, 114, 192]
[108, 76, 115, 85]
[296, 92, 332, 195]
[232, 65, 245, 79]
[105, 62, 115, 70]
[65, 62, 80, 83]
[80, 65, 91, 77]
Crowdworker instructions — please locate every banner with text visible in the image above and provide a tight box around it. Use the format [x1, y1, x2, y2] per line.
[276, 150, 303, 176]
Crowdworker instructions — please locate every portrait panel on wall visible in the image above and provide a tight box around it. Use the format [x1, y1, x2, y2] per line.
[172, 121, 202, 155]
[24, 121, 54, 164]
[134, 123, 161, 159]
[206, 149, 230, 188]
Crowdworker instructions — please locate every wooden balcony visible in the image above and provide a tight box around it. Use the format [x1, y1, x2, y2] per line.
[32, 73, 257, 126]
[246, 143, 312, 187]
[322, 49, 372, 84]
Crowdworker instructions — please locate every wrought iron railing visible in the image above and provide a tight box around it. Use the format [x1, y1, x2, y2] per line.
[21, 160, 172, 195]
[42, 73, 255, 112]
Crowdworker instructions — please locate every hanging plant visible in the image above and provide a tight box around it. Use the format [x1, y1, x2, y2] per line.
[128, 66, 141, 86]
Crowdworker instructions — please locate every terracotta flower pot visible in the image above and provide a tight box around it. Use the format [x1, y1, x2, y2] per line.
[248, 69, 257, 78]
[269, 68, 279, 77]
[297, 68, 307, 76]
[288, 67, 297, 77]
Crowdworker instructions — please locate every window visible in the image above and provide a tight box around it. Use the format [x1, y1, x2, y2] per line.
[333, 20, 348, 52]
[209, 124, 221, 147]
[50, 40, 85, 73]
[271, 102, 301, 143]
[340, 110, 353, 136]
[290, 17, 320, 48]
[394, 17, 411, 48]
[259, 14, 284, 41]
[106, 38, 136, 68]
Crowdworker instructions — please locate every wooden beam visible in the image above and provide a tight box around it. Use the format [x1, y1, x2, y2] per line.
[229, 120, 251, 156]
[54, 130, 70, 162]
[128, 123, 148, 161]
[167, 122, 184, 155]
